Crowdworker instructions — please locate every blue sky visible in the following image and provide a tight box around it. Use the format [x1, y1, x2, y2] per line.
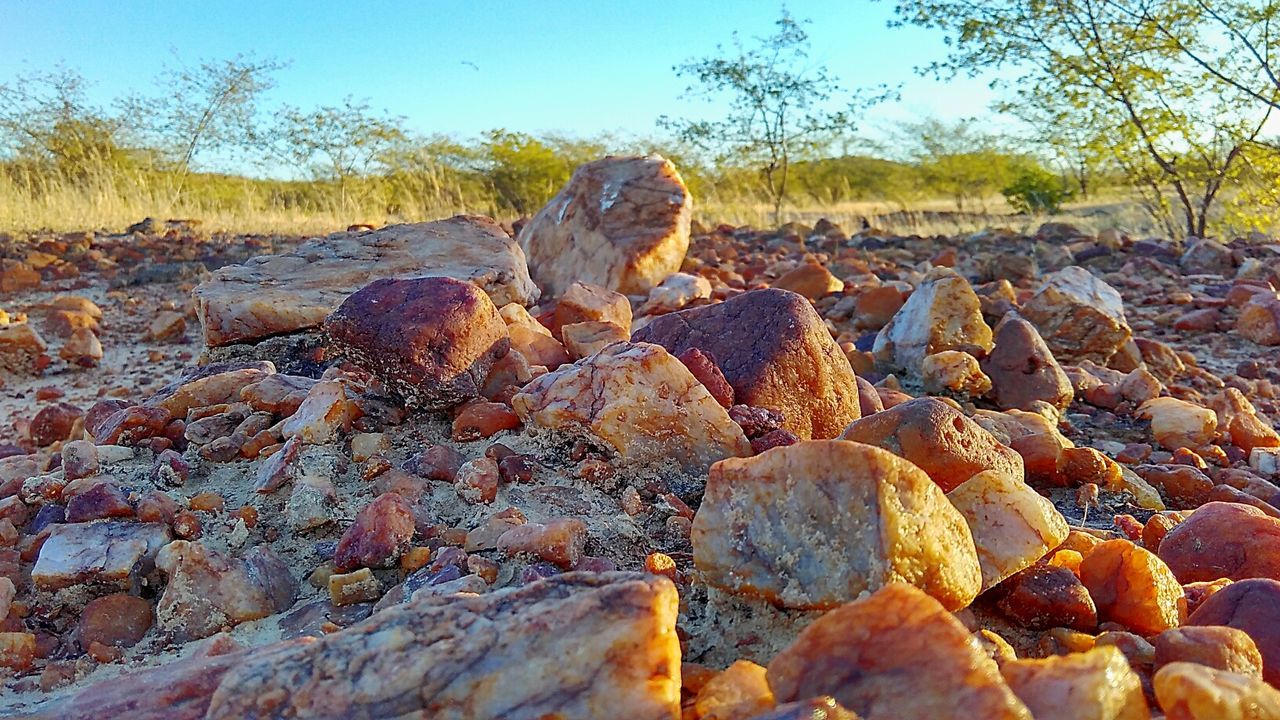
[0, 1, 1002, 157]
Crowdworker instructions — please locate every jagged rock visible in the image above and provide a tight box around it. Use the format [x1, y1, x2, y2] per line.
[633, 288, 860, 439]
[147, 363, 275, 417]
[692, 440, 981, 611]
[155, 541, 298, 641]
[1154, 662, 1280, 719]
[561, 321, 628, 360]
[59, 326, 103, 366]
[947, 470, 1069, 591]
[325, 276, 510, 410]
[981, 316, 1074, 411]
[1180, 238, 1235, 275]
[1000, 646, 1148, 720]
[552, 281, 632, 336]
[872, 267, 993, 376]
[1238, 294, 1280, 346]
[193, 216, 538, 347]
[280, 379, 360, 444]
[766, 583, 1032, 720]
[32, 522, 172, 592]
[518, 155, 692, 298]
[512, 341, 751, 475]
[1080, 539, 1186, 636]
[1022, 266, 1131, 364]
[921, 350, 992, 398]
[334, 493, 416, 571]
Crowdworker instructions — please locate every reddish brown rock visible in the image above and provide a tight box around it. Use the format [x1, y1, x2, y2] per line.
[632, 287, 860, 440]
[325, 276, 510, 410]
[841, 397, 1023, 492]
[497, 518, 588, 569]
[65, 481, 134, 522]
[996, 563, 1097, 631]
[334, 493, 416, 571]
[981, 316, 1073, 411]
[1187, 578, 1280, 686]
[1158, 502, 1280, 583]
[0, 321, 48, 377]
[79, 593, 154, 648]
[1137, 465, 1214, 510]
[766, 583, 1031, 719]
[29, 402, 83, 446]
[156, 541, 298, 641]
[59, 326, 103, 366]
[677, 347, 734, 408]
[92, 406, 172, 446]
[0, 259, 40, 292]
[1211, 388, 1280, 453]
[773, 262, 843, 300]
[1238, 294, 1280, 346]
[1080, 539, 1186, 636]
[1154, 626, 1264, 678]
[518, 155, 692, 298]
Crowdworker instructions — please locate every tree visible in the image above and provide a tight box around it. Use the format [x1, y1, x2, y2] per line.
[659, 9, 891, 223]
[887, 0, 1280, 237]
[889, 117, 1024, 211]
[274, 96, 407, 209]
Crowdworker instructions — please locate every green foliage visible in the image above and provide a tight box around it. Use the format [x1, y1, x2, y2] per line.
[1002, 166, 1073, 214]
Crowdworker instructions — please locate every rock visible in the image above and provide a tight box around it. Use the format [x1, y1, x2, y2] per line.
[1186, 579, 1280, 686]
[30, 401, 83, 446]
[981, 316, 1074, 411]
[773, 262, 843, 299]
[286, 474, 338, 531]
[1154, 662, 1280, 719]
[692, 440, 981, 611]
[66, 481, 134, 522]
[32, 521, 172, 591]
[553, 281, 633, 336]
[1154, 626, 1264, 678]
[147, 364, 275, 417]
[947, 470, 1069, 590]
[61, 440, 99, 480]
[512, 342, 750, 475]
[561, 321, 628, 360]
[1180, 238, 1235, 275]
[642, 272, 711, 312]
[855, 284, 909, 330]
[1211, 388, 1280, 452]
[334, 493, 416, 571]
[633, 288, 860, 440]
[0, 632, 35, 672]
[841, 397, 1023, 492]
[60, 327, 104, 366]
[79, 593, 154, 648]
[1158, 502, 1280, 582]
[255, 435, 301, 493]
[45, 309, 99, 338]
[148, 311, 187, 342]
[191, 572, 678, 719]
[327, 568, 382, 606]
[766, 583, 1032, 719]
[156, 541, 298, 641]
[497, 518, 588, 569]
[1080, 539, 1187, 635]
[240, 373, 315, 415]
[325, 276, 510, 410]
[0, 322, 48, 376]
[518, 155, 691, 298]
[280, 379, 359, 444]
[0, 259, 40, 292]
[690, 659, 774, 720]
[193, 216, 538, 347]
[995, 563, 1097, 631]
[1138, 397, 1218, 451]
[921, 350, 992, 398]
[872, 267, 993, 375]
[1022, 266, 1131, 363]
[748, 698, 857, 720]
[1000, 646, 1148, 720]
[1238, 295, 1280, 346]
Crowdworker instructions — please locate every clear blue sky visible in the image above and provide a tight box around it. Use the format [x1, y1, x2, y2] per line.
[0, 1, 1002, 164]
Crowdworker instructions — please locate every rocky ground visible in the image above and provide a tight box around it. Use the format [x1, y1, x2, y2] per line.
[2, 155, 1280, 718]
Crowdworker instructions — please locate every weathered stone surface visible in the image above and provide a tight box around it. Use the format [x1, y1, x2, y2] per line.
[146, 364, 274, 417]
[689, 660, 774, 720]
[553, 281, 633, 336]
[995, 563, 1097, 631]
[1081, 539, 1186, 636]
[1154, 626, 1264, 678]
[872, 267, 993, 375]
[280, 379, 359, 444]
[749, 698, 857, 720]
[1187, 579, 1280, 687]
[947, 470, 1069, 590]
[156, 540, 298, 641]
[921, 350, 992, 398]
[1154, 662, 1280, 719]
[841, 397, 1023, 491]
[1000, 646, 1149, 720]
[1212, 388, 1280, 453]
[561, 320, 628, 360]
[693, 440, 981, 611]
[766, 583, 1032, 720]
[1137, 397, 1218, 451]
[773, 262, 843, 300]
[641, 271, 711, 313]
[1238, 294, 1280, 346]
[30, 401, 83, 446]
[32, 522, 172, 591]
[981, 316, 1074, 411]
[193, 216, 538, 347]
[1022, 266, 1131, 363]
[1158, 502, 1280, 583]
[334, 493, 416, 571]
[78, 593, 154, 648]
[512, 341, 750, 474]
[325, 276, 510, 410]
[0, 322, 48, 376]
[633, 287, 860, 440]
[60, 326, 103, 366]
[518, 155, 691, 298]
[1180, 237, 1235, 275]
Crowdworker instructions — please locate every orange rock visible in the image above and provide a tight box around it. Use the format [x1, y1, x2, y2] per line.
[552, 281, 633, 337]
[1158, 502, 1280, 583]
[78, 593, 153, 648]
[561, 321, 628, 360]
[1238, 294, 1280, 346]
[1137, 398, 1218, 452]
[1000, 646, 1149, 720]
[1186, 578, 1280, 686]
[1136, 465, 1214, 510]
[1211, 388, 1280, 452]
[842, 397, 1023, 491]
[1154, 626, 1263, 678]
[995, 563, 1097, 631]
[451, 401, 520, 441]
[691, 660, 775, 720]
[772, 262, 843, 300]
[1080, 539, 1187, 635]
[766, 583, 1032, 719]
[1154, 662, 1280, 719]
[0, 322, 48, 377]
[497, 518, 587, 569]
[921, 350, 992, 398]
[0, 631, 35, 672]
[947, 470, 1069, 590]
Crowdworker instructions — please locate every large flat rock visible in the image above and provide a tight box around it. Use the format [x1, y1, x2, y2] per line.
[193, 216, 539, 347]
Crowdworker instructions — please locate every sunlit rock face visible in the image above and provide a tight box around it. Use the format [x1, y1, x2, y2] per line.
[518, 155, 692, 298]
